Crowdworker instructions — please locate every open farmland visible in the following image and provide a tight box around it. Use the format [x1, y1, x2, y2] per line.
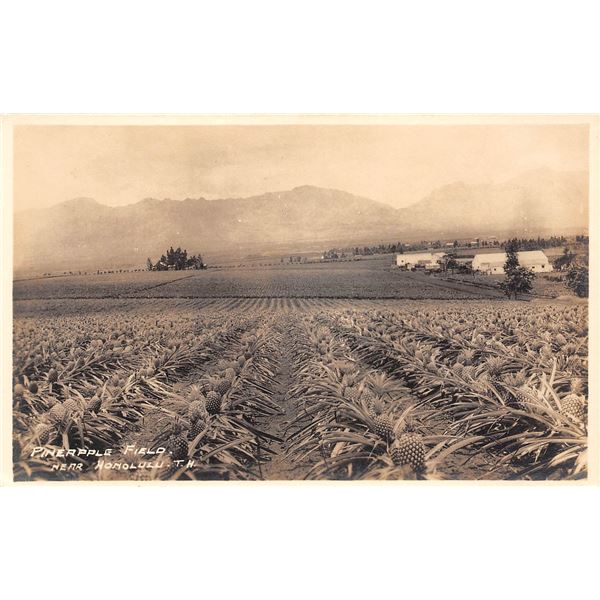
[13, 291, 588, 481]
[14, 259, 512, 300]
[13, 271, 196, 300]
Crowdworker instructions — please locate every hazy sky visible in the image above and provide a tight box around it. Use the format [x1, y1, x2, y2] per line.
[14, 124, 589, 211]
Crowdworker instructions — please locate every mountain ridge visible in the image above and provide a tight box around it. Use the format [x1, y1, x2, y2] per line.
[14, 170, 588, 272]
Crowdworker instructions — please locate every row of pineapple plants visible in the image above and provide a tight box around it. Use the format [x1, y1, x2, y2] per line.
[325, 305, 588, 479]
[284, 314, 480, 480]
[103, 312, 287, 480]
[333, 304, 587, 382]
[12, 309, 260, 480]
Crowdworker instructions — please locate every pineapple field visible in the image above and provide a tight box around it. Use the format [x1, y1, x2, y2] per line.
[14, 262, 509, 300]
[12, 295, 589, 481]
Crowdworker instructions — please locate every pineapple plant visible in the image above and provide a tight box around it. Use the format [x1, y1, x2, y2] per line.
[198, 380, 213, 394]
[457, 348, 476, 365]
[187, 385, 206, 402]
[28, 381, 39, 394]
[14, 383, 25, 397]
[484, 356, 506, 378]
[205, 391, 222, 415]
[555, 332, 568, 347]
[461, 365, 476, 379]
[502, 370, 527, 388]
[86, 395, 102, 414]
[369, 396, 385, 418]
[334, 360, 356, 375]
[391, 433, 426, 472]
[187, 400, 206, 422]
[570, 377, 585, 395]
[452, 362, 465, 376]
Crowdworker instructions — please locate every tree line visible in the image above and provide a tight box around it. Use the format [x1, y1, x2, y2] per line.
[499, 235, 567, 250]
[323, 235, 571, 259]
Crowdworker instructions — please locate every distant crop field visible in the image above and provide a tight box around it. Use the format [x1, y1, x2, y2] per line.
[13, 271, 194, 300]
[14, 261, 508, 300]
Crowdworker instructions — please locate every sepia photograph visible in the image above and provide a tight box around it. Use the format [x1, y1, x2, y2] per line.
[5, 115, 596, 483]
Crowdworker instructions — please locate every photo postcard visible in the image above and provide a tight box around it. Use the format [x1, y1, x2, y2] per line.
[2, 114, 597, 484]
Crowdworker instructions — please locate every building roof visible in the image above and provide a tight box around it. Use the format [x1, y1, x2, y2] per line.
[472, 250, 550, 266]
[397, 252, 437, 260]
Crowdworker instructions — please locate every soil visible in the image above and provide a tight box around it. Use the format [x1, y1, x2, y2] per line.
[255, 324, 314, 480]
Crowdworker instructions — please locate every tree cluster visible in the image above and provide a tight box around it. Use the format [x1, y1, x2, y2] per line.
[146, 246, 206, 271]
[437, 253, 463, 273]
[553, 247, 577, 272]
[565, 264, 589, 298]
[500, 240, 535, 299]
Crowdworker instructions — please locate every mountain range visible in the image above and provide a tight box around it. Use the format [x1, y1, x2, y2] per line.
[14, 169, 588, 272]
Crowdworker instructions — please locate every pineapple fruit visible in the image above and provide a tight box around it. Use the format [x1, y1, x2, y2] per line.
[190, 418, 206, 439]
[512, 385, 537, 409]
[373, 416, 394, 442]
[48, 403, 68, 426]
[170, 435, 188, 461]
[36, 423, 56, 445]
[391, 433, 426, 472]
[64, 398, 80, 415]
[205, 391, 222, 415]
[362, 388, 377, 413]
[344, 385, 361, 403]
[560, 394, 585, 423]
[214, 378, 231, 395]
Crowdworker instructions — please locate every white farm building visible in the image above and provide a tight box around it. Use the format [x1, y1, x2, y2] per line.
[396, 252, 446, 270]
[472, 250, 553, 274]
